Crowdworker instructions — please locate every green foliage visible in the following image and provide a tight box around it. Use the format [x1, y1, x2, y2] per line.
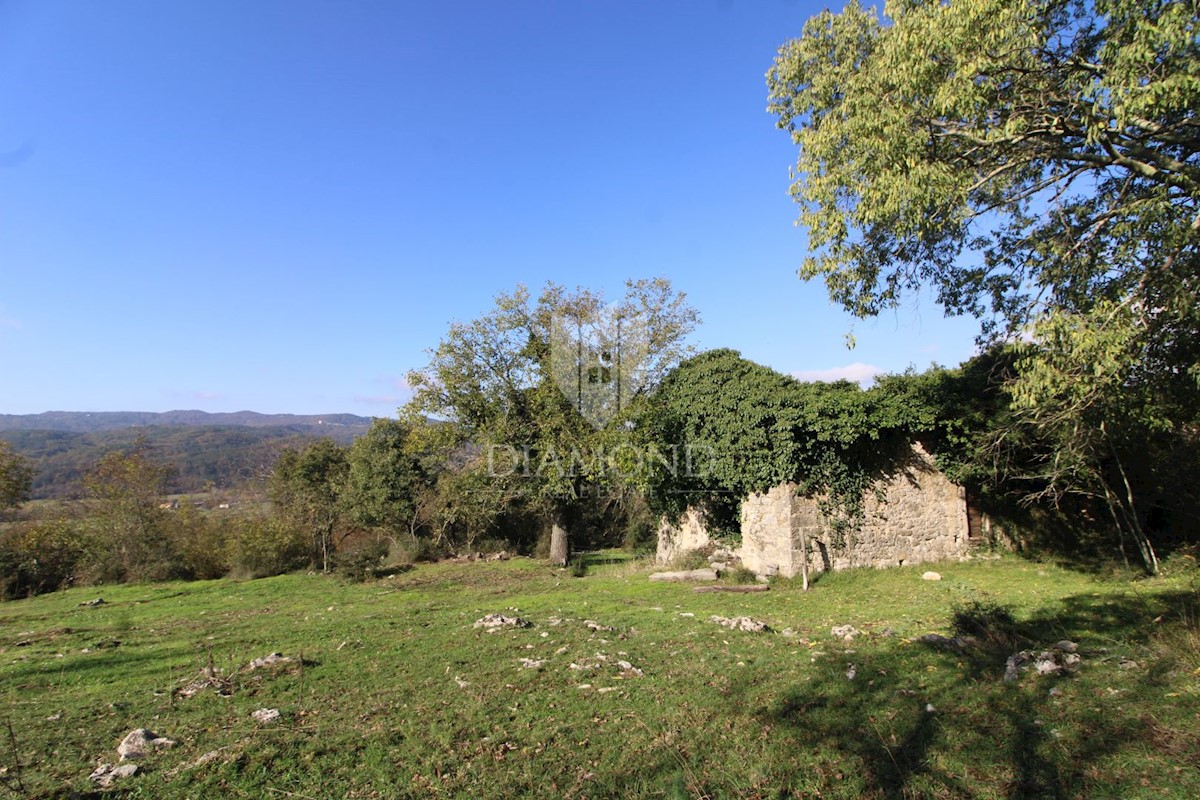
[0, 439, 34, 511]
[270, 439, 349, 572]
[225, 516, 310, 578]
[406, 279, 699, 560]
[641, 349, 936, 538]
[768, 0, 1200, 346]
[343, 418, 425, 537]
[82, 441, 177, 582]
[0, 518, 86, 599]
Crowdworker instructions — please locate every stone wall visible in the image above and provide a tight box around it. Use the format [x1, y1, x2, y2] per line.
[655, 507, 712, 565]
[657, 443, 969, 575]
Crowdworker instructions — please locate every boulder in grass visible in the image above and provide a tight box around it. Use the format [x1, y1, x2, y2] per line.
[648, 569, 718, 582]
[117, 729, 176, 761]
[473, 613, 531, 631]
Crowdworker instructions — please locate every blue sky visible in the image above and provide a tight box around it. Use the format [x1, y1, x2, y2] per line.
[0, 0, 982, 416]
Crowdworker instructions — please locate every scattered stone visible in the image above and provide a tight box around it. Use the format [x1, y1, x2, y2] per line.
[1048, 686, 1064, 697]
[1034, 652, 1062, 676]
[117, 728, 176, 761]
[1004, 652, 1031, 683]
[248, 652, 295, 670]
[831, 625, 861, 641]
[79, 598, 106, 607]
[518, 658, 546, 670]
[1118, 658, 1140, 670]
[922, 571, 942, 581]
[178, 666, 232, 698]
[692, 584, 770, 594]
[649, 569, 718, 582]
[584, 620, 614, 632]
[485, 551, 510, 562]
[252, 708, 281, 724]
[473, 613, 531, 631]
[678, 612, 695, 618]
[1052, 640, 1079, 653]
[46, 712, 62, 721]
[1005, 646, 1083, 682]
[454, 676, 470, 688]
[925, 703, 937, 713]
[845, 664, 857, 681]
[597, 687, 618, 694]
[710, 615, 772, 633]
[89, 762, 138, 787]
[616, 659, 644, 677]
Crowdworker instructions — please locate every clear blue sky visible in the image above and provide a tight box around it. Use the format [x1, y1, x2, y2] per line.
[0, 0, 981, 416]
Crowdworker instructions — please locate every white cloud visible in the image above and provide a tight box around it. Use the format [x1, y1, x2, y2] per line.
[791, 362, 884, 387]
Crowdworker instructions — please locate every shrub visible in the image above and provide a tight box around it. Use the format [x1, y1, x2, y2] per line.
[670, 548, 711, 571]
[0, 519, 86, 599]
[226, 517, 310, 578]
[333, 535, 389, 582]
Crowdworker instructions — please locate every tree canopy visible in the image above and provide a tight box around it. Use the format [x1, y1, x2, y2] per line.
[767, 0, 1199, 350]
[405, 279, 699, 563]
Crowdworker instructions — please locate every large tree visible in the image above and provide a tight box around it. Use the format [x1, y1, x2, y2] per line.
[406, 278, 698, 565]
[767, 0, 1199, 346]
[768, 0, 1200, 567]
[270, 439, 349, 572]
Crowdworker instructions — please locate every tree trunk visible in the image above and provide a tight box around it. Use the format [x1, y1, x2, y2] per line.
[549, 512, 569, 566]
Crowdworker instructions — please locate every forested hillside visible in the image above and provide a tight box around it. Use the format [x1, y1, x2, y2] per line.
[0, 424, 363, 499]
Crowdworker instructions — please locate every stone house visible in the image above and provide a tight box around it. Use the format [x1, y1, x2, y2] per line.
[657, 442, 969, 576]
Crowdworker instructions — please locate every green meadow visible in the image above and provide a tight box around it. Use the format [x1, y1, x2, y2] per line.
[2, 555, 1197, 799]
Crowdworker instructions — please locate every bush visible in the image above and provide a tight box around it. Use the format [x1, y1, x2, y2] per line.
[167, 505, 231, 580]
[333, 534, 390, 582]
[0, 519, 86, 599]
[387, 536, 440, 566]
[951, 600, 1021, 652]
[670, 548, 711, 571]
[226, 517, 310, 578]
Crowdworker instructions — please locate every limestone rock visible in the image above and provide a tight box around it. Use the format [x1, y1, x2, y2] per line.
[89, 762, 139, 787]
[831, 624, 861, 641]
[648, 569, 718, 582]
[248, 652, 295, 670]
[79, 598, 106, 607]
[473, 613, 531, 630]
[710, 615, 771, 633]
[922, 571, 942, 581]
[117, 728, 176, 761]
[252, 708, 281, 724]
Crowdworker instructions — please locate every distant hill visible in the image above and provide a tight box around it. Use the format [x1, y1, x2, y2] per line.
[0, 410, 372, 435]
[0, 411, 375, 499]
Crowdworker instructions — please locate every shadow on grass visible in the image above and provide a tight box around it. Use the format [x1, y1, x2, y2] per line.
[755, 589, 1199, 799]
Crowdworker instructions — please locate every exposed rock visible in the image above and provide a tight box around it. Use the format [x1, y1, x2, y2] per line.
[485, 551, 510, 562]
[693, 584, 770, 594]
[1005, 646, 1083, 682]
[518, 658, 546, 670]
[252, 708, 281, 724]
[453, 676, 470, 688]
[616, 659, 644, 677]
[648, 569, 718, 582]
[919, 633, 969, 650]
[710, 615, 771, 633]
[831, 625, 861, 641]
[79, 598, 106, 607]
[584, 620, 614, 632]
[117, 728, 176, 761]
[89, 762, 139, 787]
[1004, 652, 1030, 683]
[473, 613, 531, 630]
[248, 652, 295, 670]
[845, 664, 857, 681]
[1052, 640, 1079, 653]
[922, 571, 942, 581]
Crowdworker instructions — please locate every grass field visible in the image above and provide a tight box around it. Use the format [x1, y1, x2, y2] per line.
[1, 553, 1198, 798]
